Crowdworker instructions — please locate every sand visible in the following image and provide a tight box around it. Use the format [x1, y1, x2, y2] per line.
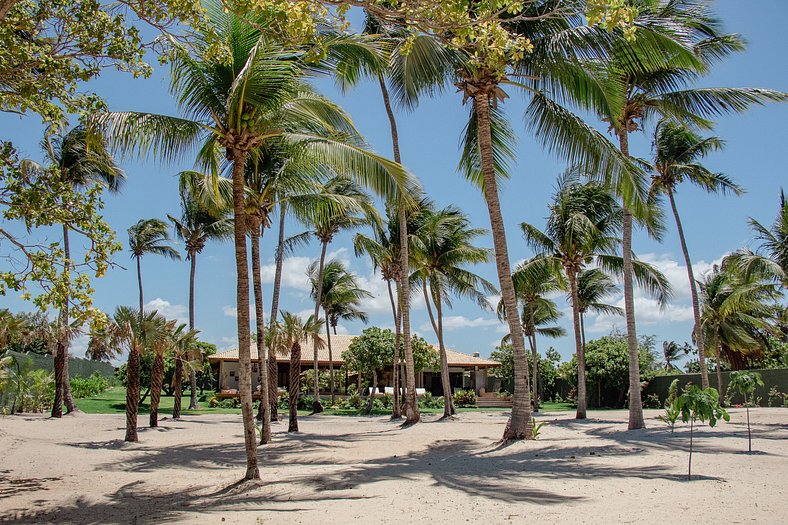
[0, 407, 786, 524]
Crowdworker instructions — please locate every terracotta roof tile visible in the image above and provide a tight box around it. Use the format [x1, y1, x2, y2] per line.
[208, 334, 500, 367]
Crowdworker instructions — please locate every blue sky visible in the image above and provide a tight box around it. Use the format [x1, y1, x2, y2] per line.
[2, 0, 787, 366]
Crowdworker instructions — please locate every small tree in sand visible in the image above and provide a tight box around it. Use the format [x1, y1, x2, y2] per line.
[728, 371, 765, 453]
[675, 386, 729, 480]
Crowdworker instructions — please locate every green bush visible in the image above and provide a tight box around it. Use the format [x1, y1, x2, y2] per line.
[70, 372, 110, 399]
[418, 392, 444, 409]
[452, 389, 476, 407]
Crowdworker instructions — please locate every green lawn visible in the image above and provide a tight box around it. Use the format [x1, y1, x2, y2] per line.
[75, 387, 574, 417]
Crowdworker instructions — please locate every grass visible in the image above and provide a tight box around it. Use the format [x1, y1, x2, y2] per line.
[75, 387, 576, 417]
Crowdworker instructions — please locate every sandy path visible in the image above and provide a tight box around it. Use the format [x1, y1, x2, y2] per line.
[0, 408, 786, 524]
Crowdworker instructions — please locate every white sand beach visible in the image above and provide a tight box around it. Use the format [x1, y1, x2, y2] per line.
[1, 408, 786, 524]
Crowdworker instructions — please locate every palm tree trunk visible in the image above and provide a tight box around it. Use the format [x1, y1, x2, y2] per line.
[125, 344, 140, 442]
[188, 252, 199, 409]
[617, 131, 645, 430]
[716, 351, 725, 402]
[568, 269, 587, 418]
[472, 92, 532, 440]
[137, 256, 144, 316]
[387, 279, 402, 419]
[289, 342, 301, 432]
[172, 357, 183, 419]
[378, 74, 419, 424]
[667, 191, 710, 389]
[433, 290, 455, 418]
[326, 312, 334, 406]
[251, 227, 271, 444]
[230, 149, 259, 480]
[55, 224, 78, 416]
[311, 240, 328, 413]
[528, 304, 539, 411]
[268, 203, 287, 421]
[364, 370, 378, 414]
[149, 352, 164, 427]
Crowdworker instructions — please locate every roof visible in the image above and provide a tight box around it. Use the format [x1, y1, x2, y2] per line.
[208, 334, 500, 368]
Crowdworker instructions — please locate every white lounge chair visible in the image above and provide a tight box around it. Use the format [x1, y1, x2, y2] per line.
[384, 387, 394, 395]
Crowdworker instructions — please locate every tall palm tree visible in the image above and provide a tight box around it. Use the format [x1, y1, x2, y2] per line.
[97, 5, 414, 479]
[411, 205, 497, 418]
[279, 311, 324, 432]
[304, 177, 379, 412]
[308, 259, 371, 405]
[520, 176, 669, 418]
[649, 117, 742, 389]
[127, 218, 180, 315]
[699, 262, 777, 395]
[661, 341, 687, 371]
[506, 258, 566, 410]
[554, 2, 786, 422]
[169, 174, 233, 412]
[23, 125, 125, 417]
[735, 191, 788, 286]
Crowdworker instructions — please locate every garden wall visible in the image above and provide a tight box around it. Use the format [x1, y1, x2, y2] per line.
[644, 368, 788, 407]
[6, 351, 115, 379]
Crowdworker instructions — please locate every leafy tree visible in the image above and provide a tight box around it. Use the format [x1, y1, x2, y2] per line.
[128, 218, 180, 316]
[675, 386, 729, 480]
[411, 204, 496, 417]
[344, 326, 392, 414]
[728, 371, 765, 453]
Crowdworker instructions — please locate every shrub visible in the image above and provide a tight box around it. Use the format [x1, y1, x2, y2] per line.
[209, 396, 219, 407]
[70, 372, 110, 399]
[768, 386, 786, 407]
[644, 393, 661, 409]
[452, 389, 476, 407]
[417, 392, 444, 409]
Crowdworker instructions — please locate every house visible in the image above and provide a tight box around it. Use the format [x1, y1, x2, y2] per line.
[207, 334, 501, 397]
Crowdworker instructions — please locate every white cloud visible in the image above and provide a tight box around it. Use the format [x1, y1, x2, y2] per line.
[419, 315, 502, 333]
[636, 252, 725, 301]
[219, 336, 238, 350]
[144, 298, 188, 325]
[222, 305, 237, 318]
[260, 255, 313, 291]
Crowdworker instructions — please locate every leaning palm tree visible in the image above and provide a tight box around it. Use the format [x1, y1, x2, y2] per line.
[23, 125, 125, 417]
[279, 311, 324, 433]
[505, 258, 566, 410]
[649, 118, 742, 387]
[520, 175, 669, 419]
[170, 174, 233, 410]
[96, 4, 414, 479]
[303, 177, 379, 412]
[411, 205, 497, 418]
[308, 259, 371, 405]
[128, 218, 180, 315]
[734, 191, 788, 287]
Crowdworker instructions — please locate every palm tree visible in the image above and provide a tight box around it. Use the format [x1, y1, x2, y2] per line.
[411, 205, 497, 418]
[353, 205, 405, 417]
[662, 341, 688, 371]
[279, 311, 324, 432]
[128, 218, 180, 315]
[520, 175, 669, 418]
[91, 306, 145, 442]
[576, 268, 625, 359]
[555, 2, 786, 420]
[699, 262, 777, 395]
[97, 5, 414, 479]
[23, 124, 125, 417]
[735, 191, 788, 286]
[304, 177, 379, 412]
[168, 322, 200, 420]
[649, 118, 742, 387]
[169, 175, 233, 411]
[308, 259, 371, 405]
[146, 313, 175, 428]
[506, 258, 566, 410]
